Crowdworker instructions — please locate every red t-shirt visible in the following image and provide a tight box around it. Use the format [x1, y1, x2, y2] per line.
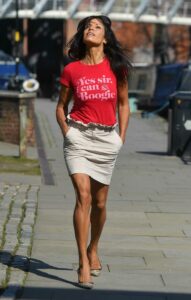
[60, 58, 117, 127]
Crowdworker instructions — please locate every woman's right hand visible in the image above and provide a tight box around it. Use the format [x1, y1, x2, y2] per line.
[56, 85, 72, 138]
[63, 124, 70, 137]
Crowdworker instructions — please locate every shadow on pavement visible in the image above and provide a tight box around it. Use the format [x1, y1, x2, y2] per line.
[0, 250, 77, 288]
[136, 151, 169, 156]
[16, 287, 191, 300]
[1, 251, 191, 299]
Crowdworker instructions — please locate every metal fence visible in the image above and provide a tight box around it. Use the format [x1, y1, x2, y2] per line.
[0, 0, 191, 24]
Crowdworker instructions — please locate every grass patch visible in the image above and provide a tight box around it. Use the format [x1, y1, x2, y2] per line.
[0, 155, 41, 176]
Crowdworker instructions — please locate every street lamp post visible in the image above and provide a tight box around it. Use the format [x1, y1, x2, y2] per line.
[15, 0, 20, 82]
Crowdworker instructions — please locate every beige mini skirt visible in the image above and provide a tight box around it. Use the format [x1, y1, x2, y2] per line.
[63, 121, 123, 185]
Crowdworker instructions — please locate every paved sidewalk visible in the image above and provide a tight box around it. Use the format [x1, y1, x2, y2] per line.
[1, 98, 191, 299]
[0, 183, 40, 299]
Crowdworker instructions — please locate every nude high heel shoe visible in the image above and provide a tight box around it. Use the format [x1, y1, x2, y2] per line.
[90, 266, 102, 277]
[77, 267, 94, 289]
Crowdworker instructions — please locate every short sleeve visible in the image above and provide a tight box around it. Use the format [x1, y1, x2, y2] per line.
[60, 64, 71, 87]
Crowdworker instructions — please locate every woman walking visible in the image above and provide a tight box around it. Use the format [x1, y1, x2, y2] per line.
[56, 15, 131, 289]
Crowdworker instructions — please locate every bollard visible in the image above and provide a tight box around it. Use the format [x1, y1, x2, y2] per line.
[0, 91, 36, 158]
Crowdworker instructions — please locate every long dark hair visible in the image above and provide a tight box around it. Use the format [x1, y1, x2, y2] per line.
[66, 15, 132, 85]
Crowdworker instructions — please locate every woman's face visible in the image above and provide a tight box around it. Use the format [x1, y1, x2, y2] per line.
[83, 18, 106, 47]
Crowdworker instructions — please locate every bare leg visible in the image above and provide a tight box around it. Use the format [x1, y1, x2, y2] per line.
[71, 173, 92, 283]
[88, 178, 109, 269]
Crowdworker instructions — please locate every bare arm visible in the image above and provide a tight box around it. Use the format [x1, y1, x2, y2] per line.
[56, 85, 72, 136]
[117, 81, 130, 143]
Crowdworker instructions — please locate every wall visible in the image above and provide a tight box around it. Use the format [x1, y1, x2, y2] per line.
[0, 94, 35, 146]
[168, 25, 190, 63]
[0, 99, 19, 144]
[112, 21, 190, 64]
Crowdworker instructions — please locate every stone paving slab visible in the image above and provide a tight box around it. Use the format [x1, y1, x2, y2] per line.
[154, 202, 191, 213]
[182, 228, 191, 237]
[162, 273, 191, 289]
[163, 248, 191, 258]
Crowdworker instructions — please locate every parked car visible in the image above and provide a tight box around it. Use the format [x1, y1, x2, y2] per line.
[0, 50, 39, 93]
[129, 62, 188, 109]
[152, 63, 188, 106]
